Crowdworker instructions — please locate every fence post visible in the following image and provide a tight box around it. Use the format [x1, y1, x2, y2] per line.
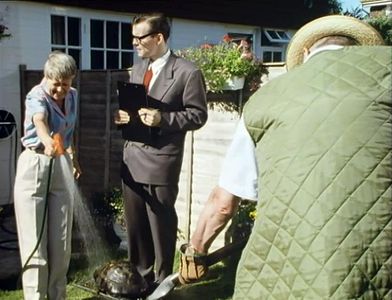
[18, 65, 27, 135]
[104, 70, 111, 191]
[184, 130, 194, 242]
[75, 70, 81, 156]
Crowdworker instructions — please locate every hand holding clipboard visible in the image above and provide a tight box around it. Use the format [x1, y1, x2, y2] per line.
[116, 81, 161, 144]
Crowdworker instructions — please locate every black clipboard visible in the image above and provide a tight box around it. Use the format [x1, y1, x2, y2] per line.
[117, 81, 162, 144]
[117, 81, 148, 112]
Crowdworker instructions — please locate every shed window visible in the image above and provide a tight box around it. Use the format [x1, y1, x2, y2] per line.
[51, 15, 81, 68]
[263, 50, 283, 63]
[90, 20, 133, 69]
[260, 28, 290, 63]
[227, 33, 253, 44]
[263, 29, 291, 43]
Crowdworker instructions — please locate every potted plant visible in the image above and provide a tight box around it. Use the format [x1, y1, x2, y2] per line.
[103, 187, 125, 229]
[223, 199, 257, 267]
[226, 199, 257, 243]
[100, 187, 128, 249]
[177, 35, 268, 93]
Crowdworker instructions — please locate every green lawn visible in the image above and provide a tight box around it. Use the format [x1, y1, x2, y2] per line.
[0, 203, 248, 300]
[0, 250, 238, 300]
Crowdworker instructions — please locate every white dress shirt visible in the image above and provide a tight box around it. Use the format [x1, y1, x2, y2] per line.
[218, 117, 258, 200]
[147, 48, 171, 91]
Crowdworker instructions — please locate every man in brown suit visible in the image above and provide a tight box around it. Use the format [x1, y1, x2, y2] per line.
[114, 13, 208, 295]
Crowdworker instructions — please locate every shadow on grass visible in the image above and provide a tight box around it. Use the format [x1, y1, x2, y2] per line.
[69, 254, 240, 300]
[165, 254, 240, 300]
[68, 244, 242, 300]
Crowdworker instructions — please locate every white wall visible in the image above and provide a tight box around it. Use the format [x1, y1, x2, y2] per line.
[0, 1, 22, 206]
[171, 18, 258, 50]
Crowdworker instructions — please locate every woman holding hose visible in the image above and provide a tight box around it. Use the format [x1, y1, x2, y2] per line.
[14, 51, 81, 300]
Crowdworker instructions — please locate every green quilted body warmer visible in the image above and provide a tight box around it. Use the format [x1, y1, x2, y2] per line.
[234, 46, 392, 300]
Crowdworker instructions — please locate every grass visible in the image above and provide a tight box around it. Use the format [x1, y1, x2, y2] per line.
[0, 248, 240, 300]
[166, 262, 237, 300]
[0, 201, 251, 300]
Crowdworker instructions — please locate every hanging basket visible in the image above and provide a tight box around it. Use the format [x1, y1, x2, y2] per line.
[223, 76, 245, 91]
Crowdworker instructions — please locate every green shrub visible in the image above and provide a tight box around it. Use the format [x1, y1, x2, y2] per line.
[367, 15, 392, 45]
[177, 36, 268, 93]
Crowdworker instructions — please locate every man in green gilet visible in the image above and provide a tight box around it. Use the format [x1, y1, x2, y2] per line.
[179, 15, 391, 299]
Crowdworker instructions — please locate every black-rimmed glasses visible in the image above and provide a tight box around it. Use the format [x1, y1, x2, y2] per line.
[132, 32, 158, 43]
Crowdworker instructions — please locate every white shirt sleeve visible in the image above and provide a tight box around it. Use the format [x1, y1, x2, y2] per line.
[218, 117, 258, 201]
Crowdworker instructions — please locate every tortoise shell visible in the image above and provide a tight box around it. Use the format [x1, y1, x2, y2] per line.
[94, 259, 148, 298]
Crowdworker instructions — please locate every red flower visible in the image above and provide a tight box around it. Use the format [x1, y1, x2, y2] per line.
[200, 43, 213, 49]
[223, 34, 232, 43]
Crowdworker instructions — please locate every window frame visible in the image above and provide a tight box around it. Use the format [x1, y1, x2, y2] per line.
[50, 14, 135, 70]
[226, 32, 255, 53]
[262, 47, 284, 63]
[263, 28, 291, 43]
[51, 15, 82, 68]
[260, 28, 291, 63]
[90, 19, 134, 70]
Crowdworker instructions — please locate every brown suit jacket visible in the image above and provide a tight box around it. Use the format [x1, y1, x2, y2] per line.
[123, 52, 208, 185]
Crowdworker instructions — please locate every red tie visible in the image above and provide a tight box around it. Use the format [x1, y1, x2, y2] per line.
[143, 67, 153, 90]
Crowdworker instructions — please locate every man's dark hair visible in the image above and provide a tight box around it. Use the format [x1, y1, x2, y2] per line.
[133, 13, 170, 41]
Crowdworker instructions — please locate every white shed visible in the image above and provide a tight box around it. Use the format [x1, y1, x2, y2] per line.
[0, 0, 298, 206]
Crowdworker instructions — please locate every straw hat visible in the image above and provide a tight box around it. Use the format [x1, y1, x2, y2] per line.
[286, 15, 384, 70]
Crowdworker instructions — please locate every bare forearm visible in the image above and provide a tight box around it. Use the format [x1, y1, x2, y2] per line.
[66, 144, 82, 178]
[191, 186, 240, 254]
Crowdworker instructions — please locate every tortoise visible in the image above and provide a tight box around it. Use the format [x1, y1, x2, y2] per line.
[94, 259, 148, 299]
